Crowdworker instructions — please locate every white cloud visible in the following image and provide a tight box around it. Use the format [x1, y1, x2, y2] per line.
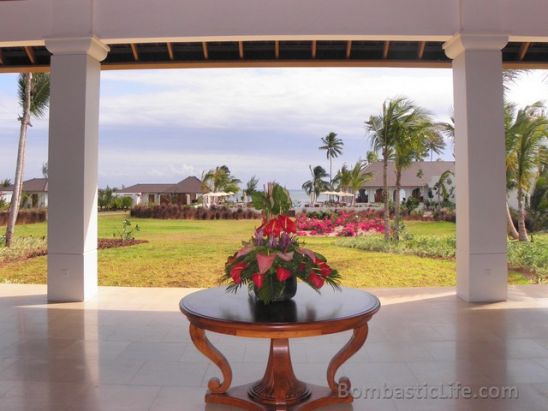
[100, 68, 456, 138]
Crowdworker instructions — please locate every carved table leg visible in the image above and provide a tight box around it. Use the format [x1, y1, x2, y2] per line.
[297, 324, 369, 411]
[327, 324, 368, 395]
[248, 338, 311, 407]
[189, 324, 232, 394]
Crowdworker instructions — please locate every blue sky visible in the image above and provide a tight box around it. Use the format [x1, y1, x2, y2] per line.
[0, 68, 546, 189]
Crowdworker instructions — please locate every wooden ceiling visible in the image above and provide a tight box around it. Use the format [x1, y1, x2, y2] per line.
[0, 40, 547, 72]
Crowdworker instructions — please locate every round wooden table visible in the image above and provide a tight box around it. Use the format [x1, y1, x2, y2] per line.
[180, 286, 380, 410]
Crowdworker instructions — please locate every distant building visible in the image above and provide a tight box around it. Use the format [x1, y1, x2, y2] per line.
[359, 161, 455, 204]
[118, 176, 204, 206]
[1, 178, 48, 208]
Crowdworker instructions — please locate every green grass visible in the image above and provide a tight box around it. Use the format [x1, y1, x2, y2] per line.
[0, 215, 533, 287]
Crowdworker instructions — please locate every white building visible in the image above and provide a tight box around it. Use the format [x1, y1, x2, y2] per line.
[360, 161, 455, 204]
[118, 176, 204, 206]
[2, 178, 49, 208]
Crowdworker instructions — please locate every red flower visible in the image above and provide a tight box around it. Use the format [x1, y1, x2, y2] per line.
[275, 267, 292, 282]
[277, 215, 297, 234]
[263, 218, 283, 237]
[230, 262, 246, 284]
[317, 261, 333, 277]
[308, 273, 325, 289]
[252, 273, 264, 289]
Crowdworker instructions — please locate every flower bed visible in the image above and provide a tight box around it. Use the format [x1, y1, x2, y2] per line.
[295, 210, 384, 237]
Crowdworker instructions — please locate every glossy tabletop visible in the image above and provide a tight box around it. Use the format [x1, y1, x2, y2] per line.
[180, 285, 380, 336]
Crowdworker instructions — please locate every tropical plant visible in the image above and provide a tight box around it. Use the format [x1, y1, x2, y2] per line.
[433, 170, 455, 206]
[302, 165, 329, 205]
[348, 161, 372, 206]
[334, 164, 352, 193]
[365, 97, 431, 240]
[505, 102, 548, 241]
[391, 113, 441, 240]
[319, 132, 344, 185]
[243, 176, 259, 203]
[251, 182, 292, 221]
[201, 165, 241, 194]
[114, 219, 140, 242]
[5, 73, 50, 247]
[1, 179, 11, 188]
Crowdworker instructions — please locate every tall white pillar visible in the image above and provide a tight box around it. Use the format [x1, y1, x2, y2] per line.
[45, 37, 109, 302]
[444, 34, 508, 302]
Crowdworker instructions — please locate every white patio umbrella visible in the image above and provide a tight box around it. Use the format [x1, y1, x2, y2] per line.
[336, 191, 355, 197]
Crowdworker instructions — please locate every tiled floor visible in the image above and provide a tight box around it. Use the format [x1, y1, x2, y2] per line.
[0, 284, 547, 410]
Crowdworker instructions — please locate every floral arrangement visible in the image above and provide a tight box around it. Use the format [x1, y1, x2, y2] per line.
[221, 183, 341, 304]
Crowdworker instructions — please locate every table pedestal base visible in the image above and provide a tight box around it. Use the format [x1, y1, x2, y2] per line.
[189, 323, 369, 411]
[206, 383, 353, 411]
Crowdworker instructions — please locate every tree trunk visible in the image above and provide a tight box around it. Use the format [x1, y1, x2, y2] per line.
[506, 202, 519, 240]
[382, 152, 390, 240]
[5, 73, 32, 247]
[393, 168, 402, 241]
[517, 187, 529, 241]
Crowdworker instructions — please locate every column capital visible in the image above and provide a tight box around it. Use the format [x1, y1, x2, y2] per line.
[45, 36, 110, 62]
[443, 33, 508, 59]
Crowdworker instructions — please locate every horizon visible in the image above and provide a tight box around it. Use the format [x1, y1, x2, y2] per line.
[0, 67, 547, 189]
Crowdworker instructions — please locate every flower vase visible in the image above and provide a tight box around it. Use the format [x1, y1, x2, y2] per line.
[253, 274, 297, 303]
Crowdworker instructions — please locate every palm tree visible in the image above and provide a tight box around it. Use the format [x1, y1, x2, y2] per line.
[319, 132, 344, 185]
[302, 165, 329, 205]
[365, 97, 419, 240]
[334, 164, 352, 193]
[505, 102, 547, 241]
[348, 161, 372, 206]
[1, 179, 11, 188]
[391, 110, 439, 240]
[201, 165, 241, 206]
[5, 73, 50, 247]
[243, 176, 259, 203]
[424, 127, 446, 161]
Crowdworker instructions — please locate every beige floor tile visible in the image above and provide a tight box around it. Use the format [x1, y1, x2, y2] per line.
[0, 283, 547, 411]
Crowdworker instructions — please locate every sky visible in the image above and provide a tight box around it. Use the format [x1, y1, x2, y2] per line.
[0, 67, 547, 189]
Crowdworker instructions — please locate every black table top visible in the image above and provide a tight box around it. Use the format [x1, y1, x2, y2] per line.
[180, 285, 380, 325]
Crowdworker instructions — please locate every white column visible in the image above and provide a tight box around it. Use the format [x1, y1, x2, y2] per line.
[45, 37, 109, 302]
[444, 34, 508, 302]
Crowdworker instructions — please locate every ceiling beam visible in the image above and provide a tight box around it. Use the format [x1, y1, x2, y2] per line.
[238, 41, 244, 59]
[24, 46, 35, 64]
[518, 42, 531, 61]
[275, 41, 280, 59]
[202, 42, 209, 60]
[166, 42, 174, 60]
[312, 40, 317, 58]
[130, 44, 139, 61]
[383, 41, 390, 59]
[346, 40, 352, 59]
[417, 41, 426, 59]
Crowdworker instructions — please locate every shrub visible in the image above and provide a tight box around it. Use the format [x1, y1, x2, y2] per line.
[130, 205, 260, 220]
[0, 209, 47, 225]
[338, 234, 547, 283]
[337, 234, 456, 258]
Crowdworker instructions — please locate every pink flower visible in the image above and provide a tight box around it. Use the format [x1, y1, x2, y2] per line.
[256, 253, 276, 274]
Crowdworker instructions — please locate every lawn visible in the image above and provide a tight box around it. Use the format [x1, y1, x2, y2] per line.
[0, 214, 531, 287]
